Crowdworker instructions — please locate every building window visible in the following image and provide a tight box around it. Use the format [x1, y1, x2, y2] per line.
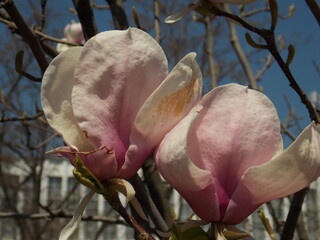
[84, 193, 98, 239]
[48, 177, 62, 209]
[66, 177, 80, 212]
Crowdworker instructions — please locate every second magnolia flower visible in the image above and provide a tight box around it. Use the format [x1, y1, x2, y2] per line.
[155, 84, 320, 225]
[41, 28, 203, 181]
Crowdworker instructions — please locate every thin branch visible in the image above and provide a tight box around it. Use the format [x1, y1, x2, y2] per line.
[0, 15, 59, 58]
[106, 0, 129, 30]
[0, 211, 127, 224]
[305, 0, 320, 26]
[154, 0, 161, 43]
[225, 4, 257, 89]
[103, 190, 156, 240]
[39, 0, 47, 31]
[254, 53, 273, 82]
[1, 0, 48, 73]
[0, 112, 43, 122]
[280, 188, 309, 240]
[204, 16, 219, 88]
[129, 174, 169, 232]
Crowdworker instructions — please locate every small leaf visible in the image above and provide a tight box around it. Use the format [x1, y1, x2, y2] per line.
[15, 50, 24, 74]
[245, 33, 267, 49]
[286, 44, 295, 65]
[72, 155, 105, 194]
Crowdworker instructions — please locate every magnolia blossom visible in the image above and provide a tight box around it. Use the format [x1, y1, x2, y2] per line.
[165, 0, 256, 24]
[41, 28, 203, 181]
[56, 21, 84, 53]
[155, 84, 320, 225]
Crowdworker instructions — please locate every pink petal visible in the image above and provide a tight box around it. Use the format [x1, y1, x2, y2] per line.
[50, 146, 118, 181]
[155, 105, 218, 221]
[224, 122, 320, 224]
[155, 105, 213, 190]
[71, 28, 168, 170]
[117, 53, 203, 178]
[41, 47, 93, 152]
[187, 84, 282, 220]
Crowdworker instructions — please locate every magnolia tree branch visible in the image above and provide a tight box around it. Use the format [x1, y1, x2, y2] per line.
[106, 0, 129, 30]
[0, 13, 58, 61]
[225, 5, 257, 89]
[0, 211, 127, 224]
[39, 0, 47, 31]
[280, 189, 309, 240]
[72, 0, 98, 40]
[0, 112, 43, 122]
[129, 174, 169, 232]
[305, 0, 320, 26]
[254, 53, 273, 82]
[103, 191, 156, 240]
[204, 16, 219, 88]
[153, 0, 161, 43]
[0, 0, 48, 73]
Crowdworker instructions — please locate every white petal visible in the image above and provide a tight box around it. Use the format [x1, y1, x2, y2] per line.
[225, 122, 320, 224]
[164, 4, 199, 24]
[41, 47, 93, 151]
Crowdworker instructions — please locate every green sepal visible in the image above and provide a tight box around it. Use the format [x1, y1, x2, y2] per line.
[170, 223, 209, 240]
[72, 155, 106, 194]
[15, 50, 24, 74]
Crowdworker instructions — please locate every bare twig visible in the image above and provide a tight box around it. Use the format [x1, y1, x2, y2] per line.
[0, 211, 127, 224]
[254, 53, 273, 82]
[280, 188, 309, 240]
[39, 0, 47, 31]
[103, 190, 155, 240]
[1, 0, 48, 73]
[154, 0, 161, 43]
[129, 174, 169, 232]
[204, 16, 219, 88]
[305, 0, 320, 26]
[225, 4, 257, 89]
[0, 112, 43, 122]
[106, 0, 129, 30]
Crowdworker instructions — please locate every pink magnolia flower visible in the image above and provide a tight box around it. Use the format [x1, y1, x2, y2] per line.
[41, 28, 203, 181]
[56, 21, 84, 53]
[155, 84, 320, 225]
